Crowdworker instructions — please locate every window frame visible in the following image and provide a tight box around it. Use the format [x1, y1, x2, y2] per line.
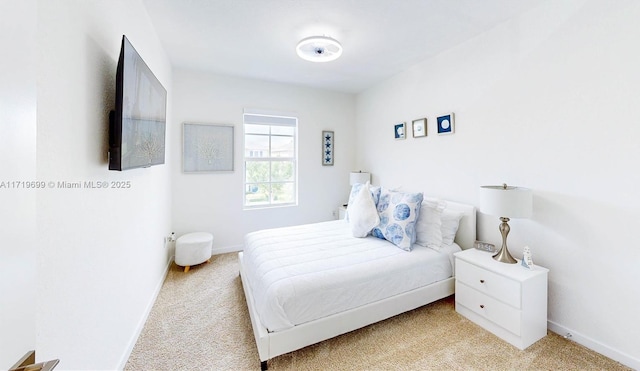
[243, 112, 298, 209]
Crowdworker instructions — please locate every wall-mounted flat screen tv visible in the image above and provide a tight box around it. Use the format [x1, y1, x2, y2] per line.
[109, 35, 167, 171]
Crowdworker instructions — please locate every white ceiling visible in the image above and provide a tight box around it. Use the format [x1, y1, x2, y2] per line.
[142, 0, 541, 93]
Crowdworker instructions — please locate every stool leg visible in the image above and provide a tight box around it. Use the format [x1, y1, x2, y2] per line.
[184, 265, 190, 273]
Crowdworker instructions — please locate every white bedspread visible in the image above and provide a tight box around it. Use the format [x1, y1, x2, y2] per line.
[243, 219, 460, 332]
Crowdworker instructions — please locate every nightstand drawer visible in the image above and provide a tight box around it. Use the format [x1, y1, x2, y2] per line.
[456, 259, 521, 308]
[456, 282, 521, 336]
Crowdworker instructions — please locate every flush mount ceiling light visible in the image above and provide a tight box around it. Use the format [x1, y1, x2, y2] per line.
[296, 36, 343, 62]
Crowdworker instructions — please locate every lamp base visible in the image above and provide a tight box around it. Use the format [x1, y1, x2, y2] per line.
[493, 217, 518, 264]
[492, 246, 517, 264]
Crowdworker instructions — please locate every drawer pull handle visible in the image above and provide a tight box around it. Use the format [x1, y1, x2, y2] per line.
[480, 279, 485, 283]
[480, 305, 485, 309]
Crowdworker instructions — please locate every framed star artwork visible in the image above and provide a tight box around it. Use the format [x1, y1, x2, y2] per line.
[322, 130, 334, 166]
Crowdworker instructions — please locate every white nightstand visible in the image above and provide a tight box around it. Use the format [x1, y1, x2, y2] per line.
[338, 205, 347, 220]
[454, 248, 549, 350]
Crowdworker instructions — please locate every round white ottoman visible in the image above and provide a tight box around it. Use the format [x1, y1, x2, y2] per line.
[175, 232, 213, 272]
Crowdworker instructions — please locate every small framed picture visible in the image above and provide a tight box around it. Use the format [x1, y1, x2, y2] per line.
[394, 122, 406, 140]
[322, 130, 334, 166]
[412, 118, 427, 138]
[437, 113, 455, 135]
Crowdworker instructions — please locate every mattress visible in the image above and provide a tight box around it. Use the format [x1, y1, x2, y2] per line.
[242, 219, 461, 332]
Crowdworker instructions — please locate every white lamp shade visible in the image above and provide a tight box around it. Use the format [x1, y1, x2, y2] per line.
[479, 185, 532, 218]
[349, 171, 371, 186]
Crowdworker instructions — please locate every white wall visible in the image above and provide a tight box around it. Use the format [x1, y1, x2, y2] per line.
[0, 0, 37, 367]
[36, 1, 173, 369]
[172, 70, 355, 250]
[355, 0, 640, 368]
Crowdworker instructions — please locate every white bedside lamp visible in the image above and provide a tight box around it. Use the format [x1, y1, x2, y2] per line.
[479, 184, 532, 264]
[349, 171, 370, 186]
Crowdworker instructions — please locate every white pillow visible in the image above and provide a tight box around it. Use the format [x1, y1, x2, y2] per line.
[441, 209, 464, 246]
[347, 182, 380, 237]
[414, 198, 446, 250]
[345, 183, 381, 220]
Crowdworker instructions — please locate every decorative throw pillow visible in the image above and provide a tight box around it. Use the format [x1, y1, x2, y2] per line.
[347, 182, 380, 237]
[415, 198, 446, 249]
[345, 183, 381, 220]
[369, 185, 381, 205]
[441, 209, 464, 246]
[372, 188, 424, 251]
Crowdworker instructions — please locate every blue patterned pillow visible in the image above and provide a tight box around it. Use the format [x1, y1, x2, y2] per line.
[372, 188, 424, 251]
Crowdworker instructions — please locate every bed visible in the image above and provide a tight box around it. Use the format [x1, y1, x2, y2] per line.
[239, 197, 476, 370]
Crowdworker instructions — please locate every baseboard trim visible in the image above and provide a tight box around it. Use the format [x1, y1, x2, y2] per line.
[117, 256, 173, 370]
[212, 244, 243, 255]
[547, 320, 639, 370]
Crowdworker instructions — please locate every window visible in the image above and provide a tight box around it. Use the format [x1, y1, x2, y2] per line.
[243, 112, 297, 208]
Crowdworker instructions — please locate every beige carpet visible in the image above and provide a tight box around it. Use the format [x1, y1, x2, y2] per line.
[125, 253, 630, 370]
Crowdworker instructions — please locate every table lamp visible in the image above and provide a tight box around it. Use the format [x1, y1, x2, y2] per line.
[350, 171, 370, 186]
[479, 184, 532, 264]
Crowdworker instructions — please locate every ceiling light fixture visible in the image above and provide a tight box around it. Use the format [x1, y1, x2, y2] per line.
[296, 36, 343, 62]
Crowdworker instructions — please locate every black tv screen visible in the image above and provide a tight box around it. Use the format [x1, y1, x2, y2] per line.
[109, 35, 167, 171]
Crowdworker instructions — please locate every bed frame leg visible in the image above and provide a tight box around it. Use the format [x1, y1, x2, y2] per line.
[260, 360, 268, 370]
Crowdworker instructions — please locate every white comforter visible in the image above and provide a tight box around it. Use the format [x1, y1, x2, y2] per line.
[242, 219, 460, 332]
